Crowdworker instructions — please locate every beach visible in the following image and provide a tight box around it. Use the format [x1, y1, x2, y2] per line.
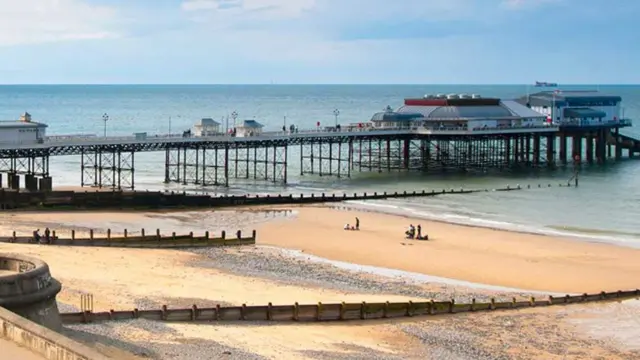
[255, 205, 640, 294]
[1, 205, 640, 359]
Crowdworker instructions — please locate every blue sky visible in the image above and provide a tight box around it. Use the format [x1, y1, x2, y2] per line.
[0, 0, 638, 84]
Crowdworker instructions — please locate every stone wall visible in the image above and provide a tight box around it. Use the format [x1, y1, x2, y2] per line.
[0, 254, 62, 331]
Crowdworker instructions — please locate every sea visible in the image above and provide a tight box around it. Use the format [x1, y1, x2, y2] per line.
[1, 84, 640, 247]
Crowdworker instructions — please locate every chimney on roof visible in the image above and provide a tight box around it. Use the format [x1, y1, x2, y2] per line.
[20, 112, 32, 122]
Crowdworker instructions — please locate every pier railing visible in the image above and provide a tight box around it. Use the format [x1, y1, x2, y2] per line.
[36, 124, 561, 147]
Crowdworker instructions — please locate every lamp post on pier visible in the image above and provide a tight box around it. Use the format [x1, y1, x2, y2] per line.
[169, 116, 172, 135]
[102, 113, 109, 137]
[231, 111, 238, 129]
[333, 108, 340, 127]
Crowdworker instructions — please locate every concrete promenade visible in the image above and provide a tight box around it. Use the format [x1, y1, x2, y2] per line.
[0, 338, 44, 359]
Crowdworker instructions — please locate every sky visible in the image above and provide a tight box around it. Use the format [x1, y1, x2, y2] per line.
[0, 0, 638, 84]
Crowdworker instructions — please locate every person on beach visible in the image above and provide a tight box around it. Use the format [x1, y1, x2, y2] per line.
[44, 227, 50, 244]
[405, 224, 415, 239]
[33, 229, 41, 243]
[355, 217, 360, 230]
[344, 223, 350, 230]
[416, 224, 422, 239]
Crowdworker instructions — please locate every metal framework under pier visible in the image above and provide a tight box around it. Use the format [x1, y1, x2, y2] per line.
[230, 144, 288, 184]
[0, 154, 50, 176]
[300, 139, 352, 177]
[299, 134, 555, 178]
[164, 143, 288, 187]
[81, 148, 135, 190]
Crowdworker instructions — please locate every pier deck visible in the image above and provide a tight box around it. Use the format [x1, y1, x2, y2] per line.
[0, 122, 634, 191]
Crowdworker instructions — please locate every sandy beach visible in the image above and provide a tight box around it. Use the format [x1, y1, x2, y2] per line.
[1, 206, 640, 359]
[256, 205, 640, 294]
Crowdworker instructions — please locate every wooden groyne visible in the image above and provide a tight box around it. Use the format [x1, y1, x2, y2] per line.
[61, 289, 639, 325]
[0, 182, 573, 211]
[0, 229, 256, 249]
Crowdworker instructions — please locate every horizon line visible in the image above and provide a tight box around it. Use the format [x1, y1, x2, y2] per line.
[0, 83, 638, 86]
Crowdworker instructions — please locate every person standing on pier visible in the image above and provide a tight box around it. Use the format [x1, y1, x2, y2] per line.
[355, 217, 360, 230]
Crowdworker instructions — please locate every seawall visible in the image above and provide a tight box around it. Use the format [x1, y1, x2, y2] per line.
[0, 306, 111, 360]
[0, 254, 62, 331]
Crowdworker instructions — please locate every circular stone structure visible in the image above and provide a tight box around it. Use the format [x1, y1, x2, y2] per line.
[0, 253, 62, 331]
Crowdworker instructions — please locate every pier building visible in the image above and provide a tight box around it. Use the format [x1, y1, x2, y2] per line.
[516, 90, 633, 163]
[371, 94, 549, 131]
[0, 90, 636, 191]
[0, 113, 47, 145]
[192, 118, 222, 137]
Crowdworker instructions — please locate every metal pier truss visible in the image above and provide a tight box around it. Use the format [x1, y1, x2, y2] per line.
[300, 138, 352, 178]
[81, 147, 135, 190]
[230, 144, 288, 184]
[164, 143, 288, 187]
[0, 128, 579, 190]
[0, 151, 50, 176]
[165, 146, 229, 187]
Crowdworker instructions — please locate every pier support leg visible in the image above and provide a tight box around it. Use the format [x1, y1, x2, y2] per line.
[546, 134, 555, 167]
[614, 128, 622, 160]
[504, 137, 511, 168]
[586, 133, 594, 163]
[403, 139, 410, 169]
[532, 135, 540, 166]
[572, 135, 582, 161]
[525, 135, 531, 164]
[597, 129, 607, 164]
[559, 134, 567, 165]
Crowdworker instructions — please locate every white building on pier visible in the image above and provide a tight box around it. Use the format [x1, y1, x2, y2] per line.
[516, 90, 627, 127]
[192, 118, 221, 137]
[0, 112, 47, 145]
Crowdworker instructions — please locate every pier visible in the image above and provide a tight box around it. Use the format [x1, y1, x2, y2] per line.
[0, 91, 636, 191]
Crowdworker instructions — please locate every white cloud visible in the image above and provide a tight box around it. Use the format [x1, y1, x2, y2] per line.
[501, 0, 560, 10]
[0, 0, 119, 46]
[181, 0, 315, 20]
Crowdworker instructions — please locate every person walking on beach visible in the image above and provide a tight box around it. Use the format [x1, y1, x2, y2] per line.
[355, 217, 360, 230]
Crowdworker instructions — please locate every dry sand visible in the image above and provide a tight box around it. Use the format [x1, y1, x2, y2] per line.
[2, 207, 640, 359]
[256, 205, 640, 294]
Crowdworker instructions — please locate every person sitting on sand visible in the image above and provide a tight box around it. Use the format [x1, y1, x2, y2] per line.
[344, 223, 350, 230]
[405, 224, 415, 239]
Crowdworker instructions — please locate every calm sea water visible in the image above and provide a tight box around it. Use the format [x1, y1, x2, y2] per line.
[1, 84, 640, 246]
